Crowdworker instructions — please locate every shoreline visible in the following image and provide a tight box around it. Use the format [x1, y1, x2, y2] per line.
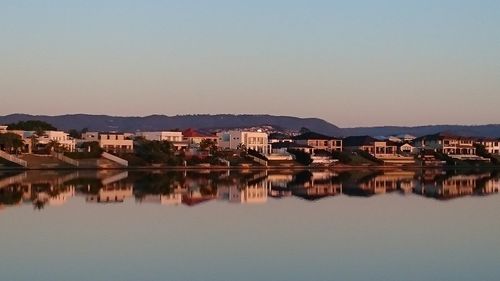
[1, 164, 500, 171]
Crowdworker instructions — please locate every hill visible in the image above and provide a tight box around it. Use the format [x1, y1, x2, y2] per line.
[0, 114, 342, 135]
[1, 114, 499, 138]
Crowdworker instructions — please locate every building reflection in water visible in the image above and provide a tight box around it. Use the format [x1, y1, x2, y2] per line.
[0, 168, 499, 211]
[414, 172, 499, 199]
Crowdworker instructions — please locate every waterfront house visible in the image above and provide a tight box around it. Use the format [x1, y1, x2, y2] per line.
[182, 128, 218, 145]
[292, 131, 342, 152]
[217, 130, 270, 155]
[477, 138, 500, 155]
[96, 133, 134, 154]
[136, 131, 188, 150]
[398, 142, 416, 154]
[413, 132, 482, 160]
[343, 136, 397, 158]
[37, 131, 76, 152]
[137, 131, 183, 142]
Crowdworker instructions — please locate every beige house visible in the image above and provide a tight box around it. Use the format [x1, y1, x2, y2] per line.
[293, 131, 342, 152]
[413, 133, 476, 157]
[477, 138, 500, 155]
[97, 133, 134, 153]
[343, 136, 397, 158]
[217, 130, 269, 155]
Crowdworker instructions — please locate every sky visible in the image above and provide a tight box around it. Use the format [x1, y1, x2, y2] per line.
[0, 0, 499, 127]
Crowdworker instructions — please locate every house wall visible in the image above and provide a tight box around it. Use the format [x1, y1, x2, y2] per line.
[417, 137, 477, 155]
[99, 134, 133, 153]
[295, 139, 342, 152]
[138, 131, 183, 142]
[38, 131, 76, 152]
[479, 140, 500, 155]
[217, 131, 269, 154]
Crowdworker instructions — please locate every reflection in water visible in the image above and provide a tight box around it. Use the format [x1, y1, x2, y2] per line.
[0, 169, 499, 211]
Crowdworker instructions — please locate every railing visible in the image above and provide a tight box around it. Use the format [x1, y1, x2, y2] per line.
[51, 152, 80, 167]
[0, 150, 28, 167]
[248, 154, 268, 166]
[101, 152, 128, 167]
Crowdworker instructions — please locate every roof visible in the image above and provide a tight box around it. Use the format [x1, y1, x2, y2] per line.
[343, 136, 378, 147]
[293, 131, 337, 141]
[182, 128, 216, 138]
[343, 136, 398, 147]
[416, 132, 477, 141]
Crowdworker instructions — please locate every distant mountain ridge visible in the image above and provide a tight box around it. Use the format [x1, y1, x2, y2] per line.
[0, 114, 342, 135]
[1, 114, 499, 138]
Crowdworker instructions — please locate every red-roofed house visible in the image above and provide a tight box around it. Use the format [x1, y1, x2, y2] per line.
[182, 128, 218, 145]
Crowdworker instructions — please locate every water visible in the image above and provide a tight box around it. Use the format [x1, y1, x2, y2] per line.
[1, 169, 499, 281]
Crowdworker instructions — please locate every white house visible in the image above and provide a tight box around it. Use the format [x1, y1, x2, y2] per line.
[217, 130, 269, 155]
[37, 131, 76, 152]
[137, 131, 183, 142]
[0, 125, 7, 134]
[399, 143, 416, 154]
[136, 131, 188, 150]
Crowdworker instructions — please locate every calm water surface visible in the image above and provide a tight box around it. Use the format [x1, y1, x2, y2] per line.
[1, 169, 499, 281]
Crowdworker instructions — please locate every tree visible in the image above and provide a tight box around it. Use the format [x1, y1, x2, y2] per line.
[288, 149, 313, 166]
[0, 133, 24, 153]
[236, 143, 247, 157]
[475, 143, 498, 164]
[199, 139, 218, 155]
[46, 140, 65, 153]
[7, 120, 56, 131]
[134, 139, 180, 164]
[68, 129, 81, 139]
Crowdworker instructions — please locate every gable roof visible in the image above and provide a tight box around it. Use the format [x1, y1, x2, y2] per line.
[182, 128, 216, 138]
[293, 131, 336, 140]
[343, 136, 378, 147]
[415, 132, 477, 142]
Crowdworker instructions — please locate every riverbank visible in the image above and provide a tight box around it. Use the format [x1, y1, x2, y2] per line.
[1, 163, 500, 171]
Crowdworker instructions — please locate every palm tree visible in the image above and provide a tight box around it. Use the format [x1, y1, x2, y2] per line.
[46, 139, 61, 153]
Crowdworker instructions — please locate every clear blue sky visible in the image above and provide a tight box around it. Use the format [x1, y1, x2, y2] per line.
[1, 0, 499, 126]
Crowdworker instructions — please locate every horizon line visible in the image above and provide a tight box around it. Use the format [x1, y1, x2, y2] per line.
[1, 112, 499, 128]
